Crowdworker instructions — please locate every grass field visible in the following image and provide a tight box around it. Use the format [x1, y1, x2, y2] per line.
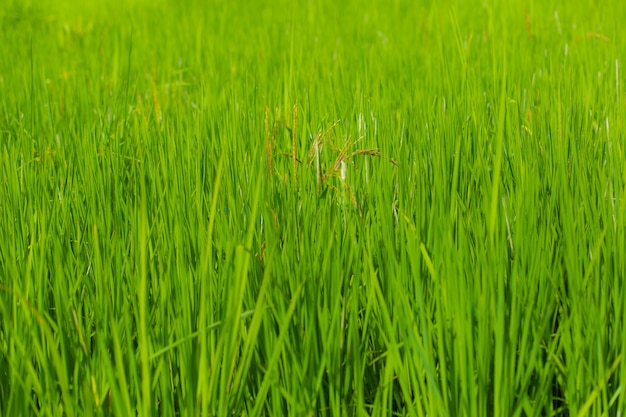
[1, 0, 626, 415]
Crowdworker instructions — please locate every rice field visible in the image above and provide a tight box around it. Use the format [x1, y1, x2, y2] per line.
[1, 0, 626, 415]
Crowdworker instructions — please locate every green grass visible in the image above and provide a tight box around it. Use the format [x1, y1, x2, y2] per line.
[1, 0, 625, 415]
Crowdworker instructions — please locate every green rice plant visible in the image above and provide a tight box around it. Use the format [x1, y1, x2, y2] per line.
[1, 0, 626, 416]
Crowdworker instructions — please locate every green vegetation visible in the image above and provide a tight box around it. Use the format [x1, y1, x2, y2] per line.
[1, 0, 625, 415]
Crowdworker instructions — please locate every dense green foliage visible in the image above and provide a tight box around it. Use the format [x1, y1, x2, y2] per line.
[1, 0, 625, 415]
